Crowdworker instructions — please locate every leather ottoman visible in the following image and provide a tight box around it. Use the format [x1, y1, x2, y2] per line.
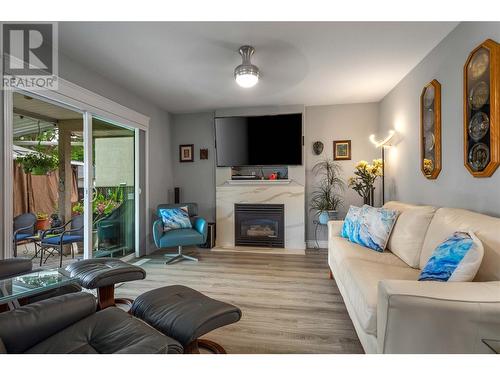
[131, 285, 242, 353]
[65, 259, 146, 310]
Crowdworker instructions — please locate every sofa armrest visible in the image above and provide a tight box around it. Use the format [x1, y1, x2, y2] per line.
[152, 219, 163, 248]
[0, 258, 33, 279]
[193, 217, 208, 243]
[377, 280, 500, 353]
[327, 220, 344, 239]
[0, 292, 96, 353]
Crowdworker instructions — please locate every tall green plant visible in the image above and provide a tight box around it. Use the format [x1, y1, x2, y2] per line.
[310, 159, 346, 213]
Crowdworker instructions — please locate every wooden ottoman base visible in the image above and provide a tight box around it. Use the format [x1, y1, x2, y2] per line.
[185, 339, 227, 354]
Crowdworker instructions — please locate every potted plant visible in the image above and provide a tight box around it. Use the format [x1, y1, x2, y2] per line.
[35, 212, 50, 231]
[348, 159, 383, 206]
[310, 158, 346, 225]
[72, 187, 124, 250]
[17, 151, 58, 175]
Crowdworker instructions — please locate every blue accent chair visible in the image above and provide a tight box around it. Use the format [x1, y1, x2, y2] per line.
[40, 215, 84, 268]
[153, 203, 208, 264]
[13, 213, 37, 258]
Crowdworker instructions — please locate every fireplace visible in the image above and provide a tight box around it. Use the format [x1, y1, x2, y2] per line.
[234, 204, 284, 248]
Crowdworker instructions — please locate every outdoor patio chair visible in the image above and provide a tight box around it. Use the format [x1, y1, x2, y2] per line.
[39, 215, 84, 268]
[13, 213, 37, 258]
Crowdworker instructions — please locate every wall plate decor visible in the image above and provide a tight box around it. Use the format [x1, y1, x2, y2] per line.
[312, 141, 324, 155]
[200, 148, 208, 160]
[179, 144, 194, 162]
[420, 79, 442, 179]
[333, 140, 351, 160]
[464, 39, 500, 177]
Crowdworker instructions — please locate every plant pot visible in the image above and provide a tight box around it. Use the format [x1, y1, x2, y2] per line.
[319, 210, 338, 225]
[36, 218, 50, 231]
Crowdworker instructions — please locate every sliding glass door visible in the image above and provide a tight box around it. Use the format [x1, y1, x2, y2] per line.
[6, 90, 141, 263]
[11, 92, 85, 266]
[90, 117, 136, 258]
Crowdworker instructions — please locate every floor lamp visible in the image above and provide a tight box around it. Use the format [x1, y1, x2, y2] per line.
[369, 130, 396, 205]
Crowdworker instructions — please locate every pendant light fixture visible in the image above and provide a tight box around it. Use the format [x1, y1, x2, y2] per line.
[234, 45, 260, 88]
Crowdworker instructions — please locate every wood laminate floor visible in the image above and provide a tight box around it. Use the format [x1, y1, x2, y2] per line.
[117, 247, 364, 354]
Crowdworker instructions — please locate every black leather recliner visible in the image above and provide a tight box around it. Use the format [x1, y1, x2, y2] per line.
[0, 292, 183, 354]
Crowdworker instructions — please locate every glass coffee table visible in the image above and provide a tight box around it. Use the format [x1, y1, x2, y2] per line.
[0, 268, 78, 310]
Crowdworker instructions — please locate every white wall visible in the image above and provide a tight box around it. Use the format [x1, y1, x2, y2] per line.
[305, 103, 380, 243]
[378, 22, 500, 216]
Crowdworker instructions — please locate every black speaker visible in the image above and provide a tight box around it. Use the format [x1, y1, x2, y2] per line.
[200, 222, 216, 249]
[174, 187, 180, 203]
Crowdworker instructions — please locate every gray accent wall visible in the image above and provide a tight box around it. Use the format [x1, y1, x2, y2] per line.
[378, 22, 500, 216]
[305, 103, 380, 243]
[171, 112, 216, 221]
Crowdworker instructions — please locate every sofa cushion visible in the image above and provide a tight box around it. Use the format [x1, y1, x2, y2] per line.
[336, 258, 420, 335]
[383, 201, 436, 268]
[421, 208, 500, 281]
[342, 205, 399, 252]
[419, 231, 484, 282]
[329, 236, 409, 269]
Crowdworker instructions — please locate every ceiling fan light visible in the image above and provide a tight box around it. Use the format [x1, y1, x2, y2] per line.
[234, 45, 260, 88]
[235, 71, 259, 88]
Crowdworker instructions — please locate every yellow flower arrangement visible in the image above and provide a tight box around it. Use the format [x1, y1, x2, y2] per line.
[349, 159, 384, 203]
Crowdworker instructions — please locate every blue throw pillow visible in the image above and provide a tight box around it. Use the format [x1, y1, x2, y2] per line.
[159, 206, 192, 233]
[342, 205, 399, 252]
[419, 231, 484, 282]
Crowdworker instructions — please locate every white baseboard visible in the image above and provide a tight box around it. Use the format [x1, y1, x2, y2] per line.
[306, 240, 328, 249]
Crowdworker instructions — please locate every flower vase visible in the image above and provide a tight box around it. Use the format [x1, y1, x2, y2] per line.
[363, 188, 375, 206]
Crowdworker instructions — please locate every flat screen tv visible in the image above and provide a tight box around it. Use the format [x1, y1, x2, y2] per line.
[215, 113, 303, 167]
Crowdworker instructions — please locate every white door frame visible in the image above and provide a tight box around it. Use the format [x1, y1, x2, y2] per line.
[3, 76, 150, 260]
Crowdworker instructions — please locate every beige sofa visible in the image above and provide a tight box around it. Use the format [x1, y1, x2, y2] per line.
[328, 201, 500, 354]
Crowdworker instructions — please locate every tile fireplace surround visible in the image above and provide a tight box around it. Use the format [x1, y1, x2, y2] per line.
[215, 181, 306, 250]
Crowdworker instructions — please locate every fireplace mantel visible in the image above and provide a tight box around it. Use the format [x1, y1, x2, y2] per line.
[215, 181, 305, 250]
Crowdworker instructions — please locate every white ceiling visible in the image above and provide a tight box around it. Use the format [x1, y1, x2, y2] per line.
[59, 22, 458, 113]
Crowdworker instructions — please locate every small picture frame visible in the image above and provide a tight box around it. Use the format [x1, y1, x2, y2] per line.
[333, 140, 351, 160]
[200, 148, 208, 160]
[179, 144, 194, 162]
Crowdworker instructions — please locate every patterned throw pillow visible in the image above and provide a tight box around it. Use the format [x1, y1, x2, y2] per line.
[341, 205, 399, 252]
[159, 206, 192, 233]
[419, 231, 484, 282]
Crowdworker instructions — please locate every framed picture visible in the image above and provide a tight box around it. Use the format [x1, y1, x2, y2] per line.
[200, 148, 208, 160]
[179, 144, 194, 162]
[333, 140, 351, 160]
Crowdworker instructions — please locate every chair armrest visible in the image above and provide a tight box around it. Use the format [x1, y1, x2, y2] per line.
[377, 280, 500, 353]
[327, 220, 344, 239]
[152, 219, 163, 248]
[41, 221, 71, 238]
[0, 258, 33, 279]
[193, 217, 208, 243]
[13, 223, 35, 237]
[0, 292, 96, 353]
